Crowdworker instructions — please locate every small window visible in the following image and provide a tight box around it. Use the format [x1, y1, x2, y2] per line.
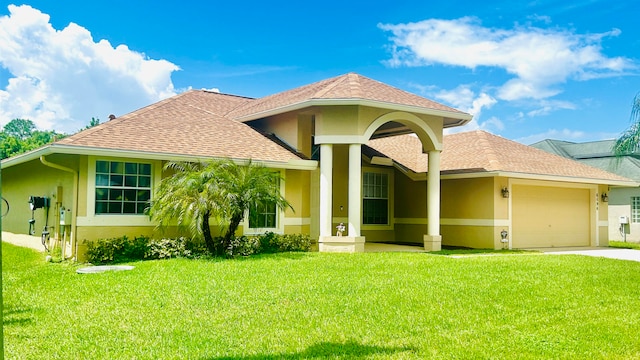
[95, 160, 151, 215]
[249, 201, 277, 228]
[363, 172, 389, 225]
[632, 197, 640, 223]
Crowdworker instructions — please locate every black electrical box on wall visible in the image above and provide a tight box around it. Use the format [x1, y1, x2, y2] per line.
[28, 196, 49, 210]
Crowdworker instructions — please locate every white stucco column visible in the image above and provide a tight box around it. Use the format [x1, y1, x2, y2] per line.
[348, 143, 361, 237]
[319, 144, 333, 238]
[424, 150, 442, 251]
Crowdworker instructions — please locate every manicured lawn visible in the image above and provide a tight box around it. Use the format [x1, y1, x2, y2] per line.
[3, 242, 640, 359]
[610, 241, 640, 250]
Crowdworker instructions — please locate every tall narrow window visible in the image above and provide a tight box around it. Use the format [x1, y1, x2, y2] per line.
[95, 160, 151, 215]
[363, 172, 388, 225]
[248, 177, 280, 229]
[632, 197, 640, 223]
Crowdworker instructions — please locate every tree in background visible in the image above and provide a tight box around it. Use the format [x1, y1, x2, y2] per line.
[0, 119, 66, 159]
[149, 159, 291, 255]
[1, 117, 101, 160]
[3, 118, 36, 140]
[613, 93, 640, 155]
[80, 117, 100, 131]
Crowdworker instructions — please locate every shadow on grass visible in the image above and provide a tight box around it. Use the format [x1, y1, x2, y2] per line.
[206, 341, 413, 359]
[430, 246, 537, 256]
[3, 305, 34, 326]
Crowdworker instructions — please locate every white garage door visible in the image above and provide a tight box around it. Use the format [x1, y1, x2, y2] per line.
[512, 185, 591, 248]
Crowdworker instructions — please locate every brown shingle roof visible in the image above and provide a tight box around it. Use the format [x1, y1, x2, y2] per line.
[57, 90, 301, 162]
[367, 130, 632, 182]
[227, 73, 467, 120]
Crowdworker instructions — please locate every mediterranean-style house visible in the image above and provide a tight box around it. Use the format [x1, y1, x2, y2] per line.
[531, 139, 640, 243]
[1, 73, 635, 260]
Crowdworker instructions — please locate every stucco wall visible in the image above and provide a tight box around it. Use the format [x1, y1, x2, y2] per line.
[608, 186, 640, 242]
[1, 154, 77, 238]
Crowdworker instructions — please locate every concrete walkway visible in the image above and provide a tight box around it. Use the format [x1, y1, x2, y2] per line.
[540, 247, 640, 263]
[2, 231, 46, 252]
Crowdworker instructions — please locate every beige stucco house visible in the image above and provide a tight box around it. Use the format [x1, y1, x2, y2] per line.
[1, 73, 634, 260]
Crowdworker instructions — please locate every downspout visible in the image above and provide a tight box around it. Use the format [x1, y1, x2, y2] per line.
[40, 156, 78, 261]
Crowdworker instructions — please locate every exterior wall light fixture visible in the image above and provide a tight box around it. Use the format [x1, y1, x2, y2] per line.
[601, 193, 609, 202]
[501, 187, 509, 198]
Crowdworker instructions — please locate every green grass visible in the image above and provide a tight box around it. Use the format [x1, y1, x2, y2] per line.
[610, 240, 640, 250]
[3, 242, 640, 359]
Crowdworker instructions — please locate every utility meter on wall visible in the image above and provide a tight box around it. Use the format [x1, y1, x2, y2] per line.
[619, 216, 629, 225]
[60, 207, 71, 225]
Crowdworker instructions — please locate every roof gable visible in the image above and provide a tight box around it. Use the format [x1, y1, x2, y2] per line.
[227, 73, 469, 121]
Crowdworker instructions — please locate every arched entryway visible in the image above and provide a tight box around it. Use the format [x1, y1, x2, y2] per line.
[316, 109, 444, 252]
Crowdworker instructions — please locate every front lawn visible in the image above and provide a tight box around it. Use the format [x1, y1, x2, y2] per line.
[3, 242, 640, 359]
[610, 241, 640, 250]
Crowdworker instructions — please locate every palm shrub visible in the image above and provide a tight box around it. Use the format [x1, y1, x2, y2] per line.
[149, 159, 292, 256]
[614, 92, 640, 155]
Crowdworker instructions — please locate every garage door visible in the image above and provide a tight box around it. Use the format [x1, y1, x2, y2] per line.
[512, 185, 591, 248]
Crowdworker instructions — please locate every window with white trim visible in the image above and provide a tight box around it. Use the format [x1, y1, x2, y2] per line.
[95, 160, 151, 214]
[363, 172, 389, 225]
[248, 177, 280, 229]
[632, 197, 640, 223]
[249, 201, 277, 228]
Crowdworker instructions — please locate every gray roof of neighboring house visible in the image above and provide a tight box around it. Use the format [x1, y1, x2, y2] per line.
[530, 138, 640, 182]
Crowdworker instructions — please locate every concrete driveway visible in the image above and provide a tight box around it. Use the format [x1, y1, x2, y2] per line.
[541, 247, 640, 263]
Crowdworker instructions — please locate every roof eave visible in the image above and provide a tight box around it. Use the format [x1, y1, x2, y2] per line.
[1, 145, 55, 169]
[233, 98, 473, 126]
[392, 165, 638, 186]
[442, 170, 638, 187]
[1, 144, 318, 171]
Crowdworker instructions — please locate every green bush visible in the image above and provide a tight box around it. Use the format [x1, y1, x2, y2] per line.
[257, 232, 280, 253]
[85, 235, 149, 264]
[85, 232, 310, 263]
[258, 232, 311, 253]
[223, 235, 261, 257]
[147, 237, 208, 259]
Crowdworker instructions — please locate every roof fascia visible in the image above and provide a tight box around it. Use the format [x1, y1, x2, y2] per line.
[2, 144, 318, 171]
[390, 164, 638, 187]
[233, 98, 473, 126]
[443, 170, 639, 187]
[1, 146, 54, 169]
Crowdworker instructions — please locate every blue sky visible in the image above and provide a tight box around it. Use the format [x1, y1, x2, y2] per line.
[0, 1, 638, 144]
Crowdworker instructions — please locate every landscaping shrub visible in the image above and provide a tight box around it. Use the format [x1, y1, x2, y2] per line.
[257, 232, 280, 253]
[258, 232, 311, 253]
[85, 232, 310, 263]
[222, 235, 261, 257]
[85, 235, 149, 264]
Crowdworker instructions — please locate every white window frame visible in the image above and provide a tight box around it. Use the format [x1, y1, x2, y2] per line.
[361, 166, 394, 231]
[632, 196, 640, 223]
[94, 159, 152, 215]
[78, 156, 160, 227]
[242, 170, 285, 235]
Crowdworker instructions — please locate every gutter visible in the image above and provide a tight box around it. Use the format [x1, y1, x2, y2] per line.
[39, 156, 79, 261]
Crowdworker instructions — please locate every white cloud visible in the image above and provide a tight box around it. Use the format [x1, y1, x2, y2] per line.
[446, 115, 505, 135]
[515, 128, 587, 144]
[434, 85, 496, 118]
[0, 4, 180, 133]
[526, 99, 577, 117]
[379, 17, 634, 101]
[413, 83, 498, 131]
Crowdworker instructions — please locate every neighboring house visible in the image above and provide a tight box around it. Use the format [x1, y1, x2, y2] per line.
[1, 73, 634, 260]
[531, 139, 640, 243]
